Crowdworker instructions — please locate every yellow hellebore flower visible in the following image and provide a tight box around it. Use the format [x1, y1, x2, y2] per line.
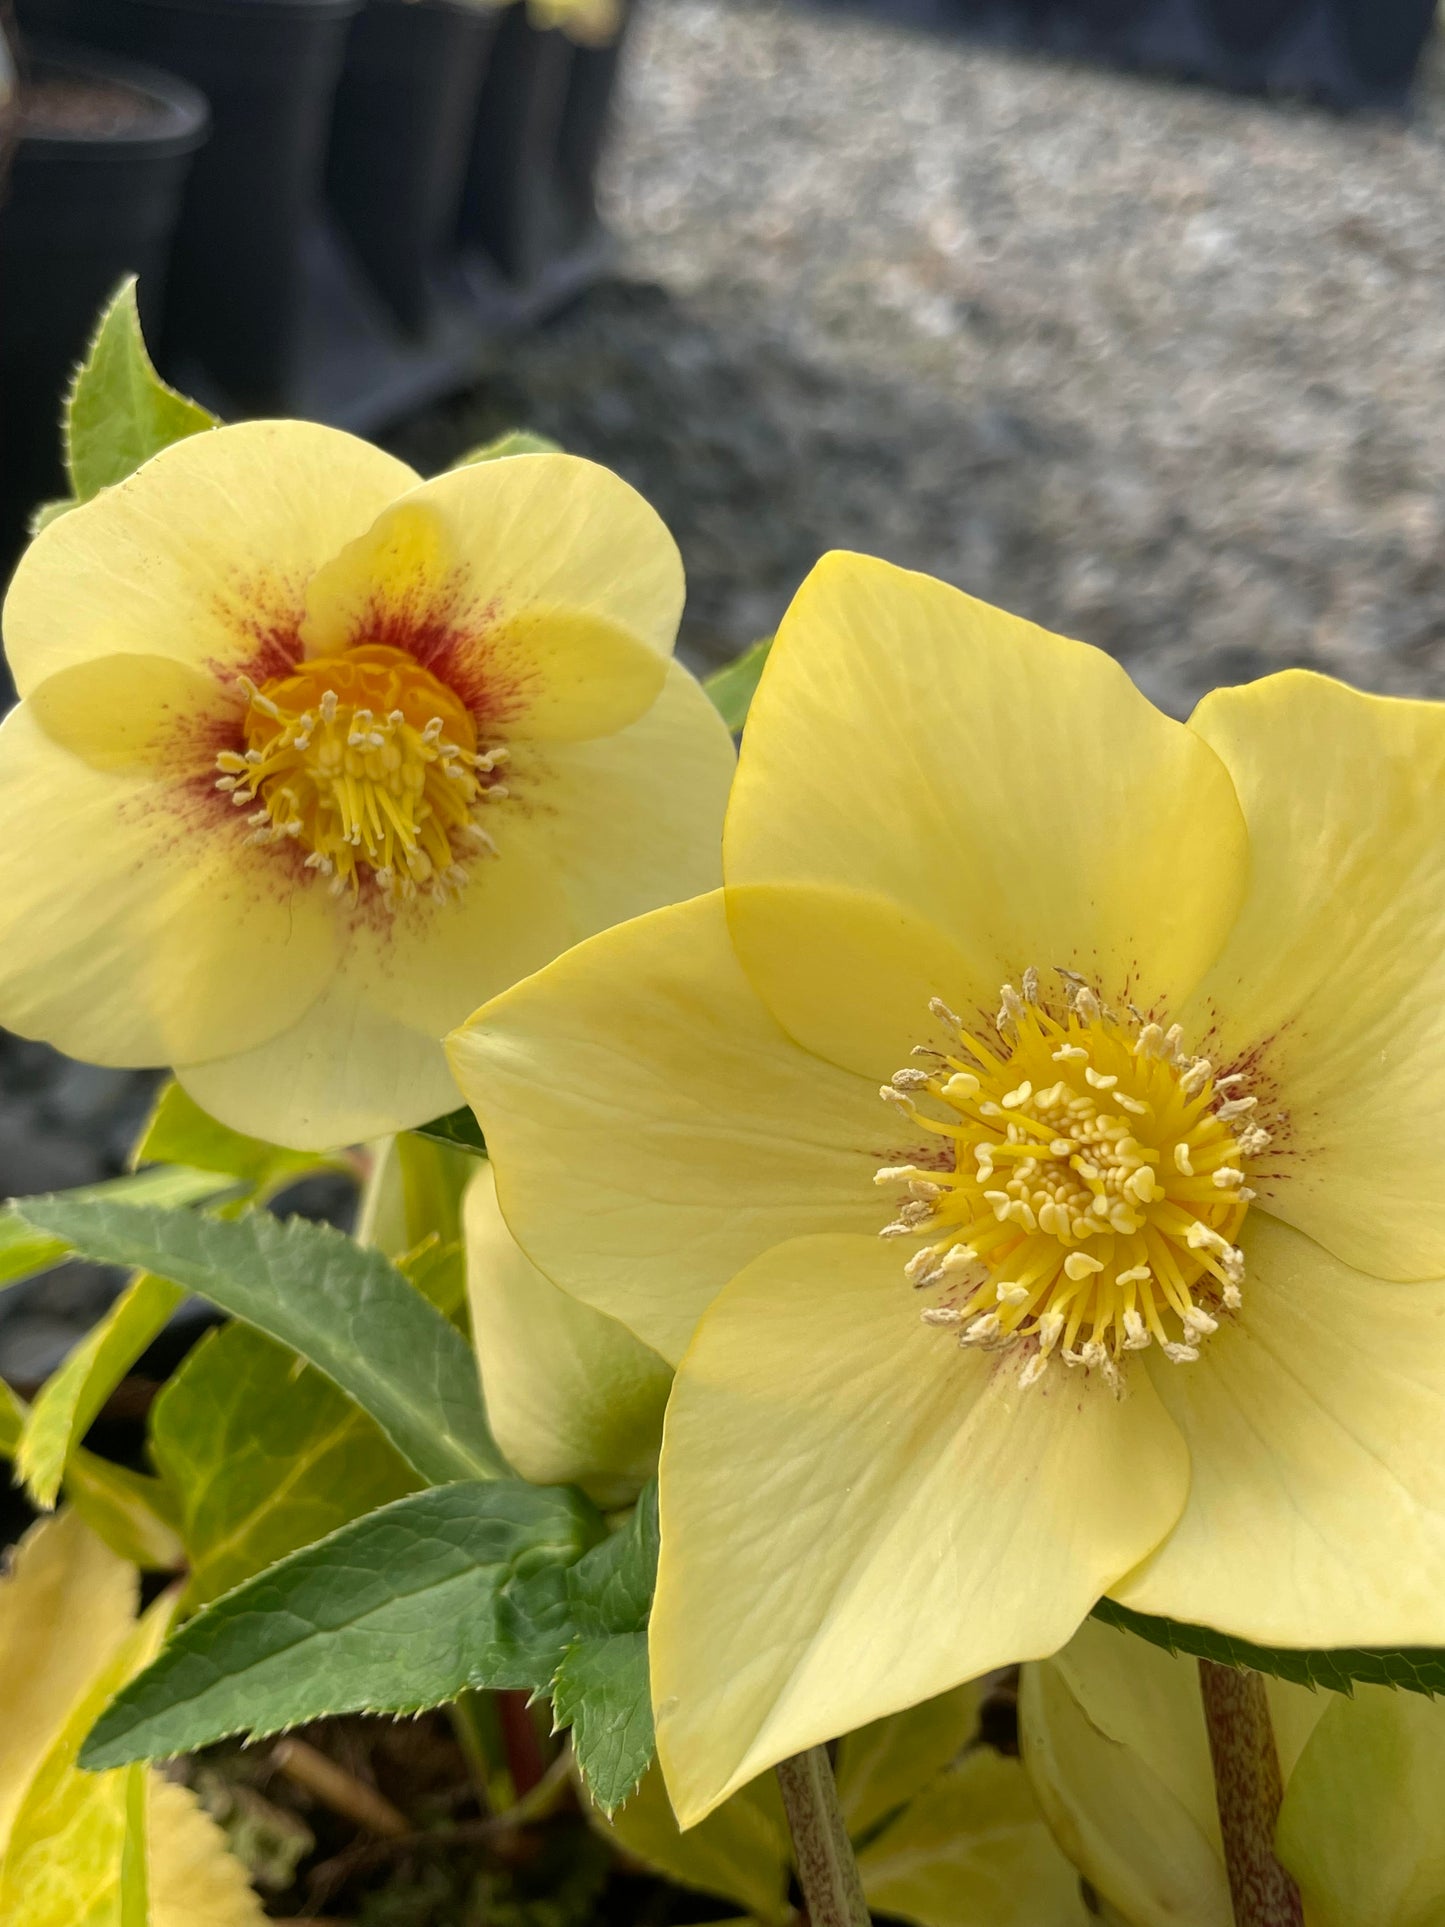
[0, 1508, 265, 1923]
[0, 423, 734, 1148]
[448, 551, 1445, 1826]
[1021, 1619, 1445, 1927]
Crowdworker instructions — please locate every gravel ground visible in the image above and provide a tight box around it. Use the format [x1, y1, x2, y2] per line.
[400, 0, 1445, 715]
[8, 0, 1445, 1361]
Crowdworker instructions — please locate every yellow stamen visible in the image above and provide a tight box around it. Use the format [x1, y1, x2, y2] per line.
[218, 645, 506, 907]
[877, 970, 1261, 1391]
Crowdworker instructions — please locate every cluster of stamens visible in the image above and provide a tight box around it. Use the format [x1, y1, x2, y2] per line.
[876, 968, 1269, 1392]
[216, 644, 506, 908]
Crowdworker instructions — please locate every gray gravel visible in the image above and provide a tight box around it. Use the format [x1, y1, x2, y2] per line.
[400, 0, 1445, 716]
[9, 0, 1445, 1362]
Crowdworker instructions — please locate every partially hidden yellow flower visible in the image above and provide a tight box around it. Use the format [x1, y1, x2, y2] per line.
[449, 550, 1445, 1826]
[604, 1685, 1090, 1927]
[0, 423, 734, 1148]
[1021, 1619, 1445, 1927]
[0, 1508, 265, 1923]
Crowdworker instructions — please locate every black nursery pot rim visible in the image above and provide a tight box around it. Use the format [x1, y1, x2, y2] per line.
[21, 39, 210, 156]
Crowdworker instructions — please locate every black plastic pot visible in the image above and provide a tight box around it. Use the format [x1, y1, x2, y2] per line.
[18, 0, 359, 411]
[1201, 0, 1304, 56]
[0, 42, 207, 563]
[1333, 0, 1437, 90]
[457, 3, 574, 287]
[554, 0, 636, 247]
[327, 0, 499, 333]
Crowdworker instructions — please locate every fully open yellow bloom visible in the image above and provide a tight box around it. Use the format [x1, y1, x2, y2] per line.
[449, 551, 1445, 1826]
[0, 422, 733, 1148]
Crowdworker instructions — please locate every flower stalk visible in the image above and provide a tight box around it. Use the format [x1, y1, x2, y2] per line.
[774, 1746, 871, 1927]
[1197, 1659, 1304, 1927]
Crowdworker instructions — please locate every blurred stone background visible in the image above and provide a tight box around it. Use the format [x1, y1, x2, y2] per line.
[6, 0, 1445, 1365]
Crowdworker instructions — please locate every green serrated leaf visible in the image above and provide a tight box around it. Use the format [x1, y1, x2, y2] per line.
[13, 1197, 506, 1486]
[0, 1165, 234, 1292]
[412, 1107, 487, 1158]
[19, 1270, 184, 1509]
[553, 1633, 653, 1815]
[454, 430, 564, 465]
[547, 1484, 659, 1810]
[28, 498, 73, 535]
[1092, 1596, 1445, 1697]
[150, 1321, 418, 1609]
[135, 1083, 336, 1195]
[64, 277, 217, 502]
[81, 1481, 605, 1770]
[702, 637, 772, 734]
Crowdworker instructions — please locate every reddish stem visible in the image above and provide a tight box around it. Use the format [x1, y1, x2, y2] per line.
[496, 1689, 547, 1797]
[1197, 1660, 1304, 1927]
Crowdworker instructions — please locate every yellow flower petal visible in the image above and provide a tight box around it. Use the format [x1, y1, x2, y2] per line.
[725, 553, 1247, 1045]
[447, 892, 886, 1364]
[149, 1778, 265, 1927]
[0, 1513, 136, 1857]
[492, 662, 734, 937]
[723, 878, 991, 1084]
[27, 653, 237, 777]
[1113, 1211, 1445, 1646]
[4, 420, 417, 697]
[177, 949, 479, 1150]
[0, 705, 336, 1068]
[651, 1233, 1189, 1825]
[1180, 672, 1445, 1280]
[299, 463, 676, 741]
[1277, 1688, 1445, 1927]
[856, 1747, 1093, 1927]
[464, 1162, 672, 1506]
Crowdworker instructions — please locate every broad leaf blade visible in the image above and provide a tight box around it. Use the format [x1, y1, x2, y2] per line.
[0, 1166, 233, 1292]
[454, 430, 563, 465]
[13, 1198, 506, 1485]
[150, 1321, 417, 1608]
[81, 1482, 604, 1770]
[702, 637, 772, 733]
[1093, 1596, 1445, 1697]
[65, 277, 216, 502]
[18, 1271, 184, 1509]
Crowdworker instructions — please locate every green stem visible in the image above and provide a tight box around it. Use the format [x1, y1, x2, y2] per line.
[1197, 1660, 1304, 1927]
[774, 1747, 871, 1927]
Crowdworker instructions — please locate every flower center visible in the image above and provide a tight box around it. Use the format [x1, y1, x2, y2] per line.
[876, 970, 1268, 1391]
[216, 645, 507, 906]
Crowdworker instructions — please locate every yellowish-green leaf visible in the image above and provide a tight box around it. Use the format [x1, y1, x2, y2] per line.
[835, 1684, 981, 1841]
[119, 1765, 148, 1927]
[855, 1749, 1092, 1927]
[0, 1583, 172, 1923]
[0, 1378, 182, 1570]
[702, 637, 772, 733]
[134, 1085, 335, 1197]
[454, 429, 563, 465]
[0, 1510, 138, 1855]
[600, 1763, 791, 1925]
[19, 1273, 184, 1509]
[398, 1234, 469, 1327]
[66, 1457, 184, 1574]
[149, 1320, 417, 1609]
[65, 278, 217, 503]
[0, 1166, 233, 1293]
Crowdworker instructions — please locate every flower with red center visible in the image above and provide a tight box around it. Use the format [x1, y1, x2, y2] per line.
[0, 421, 733, 1147]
